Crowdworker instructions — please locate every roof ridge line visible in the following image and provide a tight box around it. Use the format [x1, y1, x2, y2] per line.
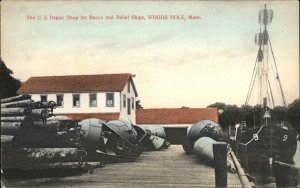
[29, 73, 131, 78]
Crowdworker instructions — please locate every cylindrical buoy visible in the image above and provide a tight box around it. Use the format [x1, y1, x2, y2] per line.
[2, 148, 84, 163]
[31, 109, 49, 120]
[193, 137, 234, 173]
[79, 118, 104, 142]
[106, 120, 138, 144]
[1, 135, 14, 143]
[139, 125, 167, 150]
[1, 122, 24, 135]
[1, 99, 33, 108]
[1, 116, 26, 122]
[1, 135, 15, 149]
[1, 108, 29, 116]
[33, 121, 60, 127]
[0, 95, 31, 104]
[193, 137, 216, 161]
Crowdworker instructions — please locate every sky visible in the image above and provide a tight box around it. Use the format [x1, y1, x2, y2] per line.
[1, 0, 299, 108]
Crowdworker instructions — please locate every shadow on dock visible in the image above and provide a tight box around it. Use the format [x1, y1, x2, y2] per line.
[2, 169, 83, 179]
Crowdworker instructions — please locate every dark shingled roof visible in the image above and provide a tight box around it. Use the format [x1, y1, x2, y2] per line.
[18, 73, 138, 96]
[136, 108, 218, 124]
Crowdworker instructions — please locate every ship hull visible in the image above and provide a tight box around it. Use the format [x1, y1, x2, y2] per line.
[234, 123, 297, 172]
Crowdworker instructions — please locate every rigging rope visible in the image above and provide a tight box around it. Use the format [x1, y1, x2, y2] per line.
[268, 51, 282, 103]
[268, 36, 287, 106]
[246, 125, 265, 145]
[266, 89, 272, 108]
[248, 67, 258, 105]
[256, 76, 260, 105]
[267, 78, 275, 107]
[246, 28, 286, 107]
[245, 56, 258, 105]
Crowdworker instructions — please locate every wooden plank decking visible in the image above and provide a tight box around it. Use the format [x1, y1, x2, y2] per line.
[3, 145, 243, 187]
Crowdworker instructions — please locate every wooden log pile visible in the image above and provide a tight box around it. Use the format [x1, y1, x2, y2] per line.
[1, 95, 100, 171]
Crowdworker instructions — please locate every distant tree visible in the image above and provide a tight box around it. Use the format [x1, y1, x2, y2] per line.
[272, 105, 289, 122]
[239, 105, 253, 124]
[252, 105, 263, 126]
[208, 100, 299, 133]
[207, 102, 241, 127]
[208, 102, 269, 127]
[220, 104, 241, 127]
[287, 99, 300, 134]
[136, 99, 143, 109]
[0, 58, 21, 99]
[207, 102, 226, 110]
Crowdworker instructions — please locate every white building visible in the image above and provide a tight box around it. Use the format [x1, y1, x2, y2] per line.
[18, 73, 138, 123]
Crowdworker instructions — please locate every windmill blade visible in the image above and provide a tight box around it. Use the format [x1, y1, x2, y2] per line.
[255, 33, 263, 45]
[255, 30, 269, 46]
[262, 29, 269, 44]
[258, 48, 263, 62]
[258, 8, 273, 25]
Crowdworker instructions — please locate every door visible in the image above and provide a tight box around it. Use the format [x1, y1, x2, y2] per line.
[164, 127, 188, 145]
[127, 98, 131, 115]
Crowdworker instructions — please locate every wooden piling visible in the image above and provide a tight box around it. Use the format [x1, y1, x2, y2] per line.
[31, 109, 49, 120]
[1, 122, 23, 135]
[0, 95, 31, 104]
[1, 99, 33, 108]
[1, 135, 14, 143]
[1, 116, 26, 122]
[1, 119, 32, 135]
[273, 161, 300, 188]
[1, 108, 29, 116]
[1, 135, 14, 148]
[33, 120, 59, 126]
[47, 116, 71, 121]
[213, 142, 227, 187]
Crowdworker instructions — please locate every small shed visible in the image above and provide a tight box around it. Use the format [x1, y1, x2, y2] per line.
[136, 108, 219, 144]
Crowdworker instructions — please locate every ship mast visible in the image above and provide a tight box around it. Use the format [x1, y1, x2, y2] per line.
[245, 4, 287, 125]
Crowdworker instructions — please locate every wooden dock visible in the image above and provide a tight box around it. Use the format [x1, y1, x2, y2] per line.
[3, 145, 244, 187]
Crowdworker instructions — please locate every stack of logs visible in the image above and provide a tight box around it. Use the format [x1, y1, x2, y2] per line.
[1, 95, 99, 171]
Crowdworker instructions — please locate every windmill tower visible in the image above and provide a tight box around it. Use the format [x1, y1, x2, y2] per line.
[245, 5, 287, 125]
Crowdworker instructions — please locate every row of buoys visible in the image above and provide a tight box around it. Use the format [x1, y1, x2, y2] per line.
[1, 95, 170, 171]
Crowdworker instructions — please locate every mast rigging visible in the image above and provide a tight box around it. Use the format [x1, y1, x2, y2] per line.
[245, 4, 286, 108]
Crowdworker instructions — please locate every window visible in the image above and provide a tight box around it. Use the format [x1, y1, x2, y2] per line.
[89, 93, 97, 107]
[127, 81, 131, 93]
[56, 94, 64, 107]
[40, 95, 47, 102]
[73, 94, 80, 107]
[132, 97, 134, 109]
[106, 93, 114, 107]
[123, 94, 126, 108]
[127, 98, 131, 115]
